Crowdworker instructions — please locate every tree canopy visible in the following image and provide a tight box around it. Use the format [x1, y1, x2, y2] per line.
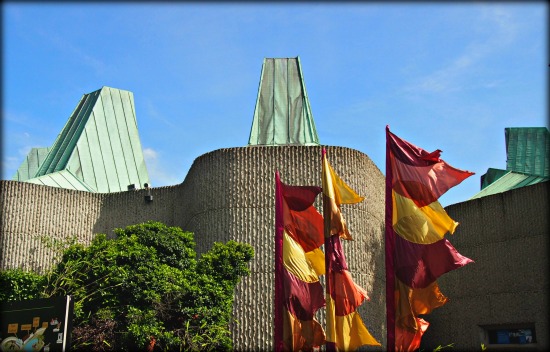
[0, 221, 254, 351]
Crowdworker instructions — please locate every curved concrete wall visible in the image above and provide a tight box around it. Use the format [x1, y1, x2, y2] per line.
[180, 146, 387, 350]
[0, 145, 387, 351]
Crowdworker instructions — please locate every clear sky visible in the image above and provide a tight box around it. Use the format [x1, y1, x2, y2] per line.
[2, 2, 548, 206]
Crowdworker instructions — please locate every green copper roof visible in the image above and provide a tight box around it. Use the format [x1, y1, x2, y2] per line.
[248, 57, 320, 146]
[13, 86, 150, 193]
[475, 127, 549, 199]
[25, 169, 96, 192]
[505, 127, 549, 177]
[13, 147, 51, 182]
[470, 171, 549, 200]
[480, 168, 509, 190]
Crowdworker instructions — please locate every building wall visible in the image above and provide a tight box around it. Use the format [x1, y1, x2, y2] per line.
[182, 146, 387, 350]
[3, 145, 548, 351]
[0, 181, 182, 272]
[421, 182, 549, 351]
[0, 145, 387, 351]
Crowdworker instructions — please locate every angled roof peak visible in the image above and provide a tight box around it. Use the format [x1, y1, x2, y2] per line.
[13, 86, 150, 193]
[248, 57, 320, 146]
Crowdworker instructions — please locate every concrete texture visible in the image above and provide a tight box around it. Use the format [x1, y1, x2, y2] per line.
[0, 145, 387, 351]
[3, 145, 547, 351]
[421, 181, 549, 351]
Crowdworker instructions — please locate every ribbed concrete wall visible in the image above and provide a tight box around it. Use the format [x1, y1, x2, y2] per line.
[0, 146, 387, 351]
[1, 182, 103, 272]
[0, 180, 182, 272]
[422, 182, 549, 351]
[3, 146, 548, 351]
[180, 146, 387, 350]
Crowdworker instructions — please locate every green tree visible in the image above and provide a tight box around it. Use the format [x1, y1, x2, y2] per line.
[1, 221, 254, 351]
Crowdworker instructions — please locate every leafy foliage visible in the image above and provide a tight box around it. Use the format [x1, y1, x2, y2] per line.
[432, 343, 454, 351]
[1, 221, 254, 351]
[0, 268, 45, 301]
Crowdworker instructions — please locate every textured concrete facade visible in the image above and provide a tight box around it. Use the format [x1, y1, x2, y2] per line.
[4, 145, 546, 351]
[0, 145, 387, 351]
[421, 181, 549, 351]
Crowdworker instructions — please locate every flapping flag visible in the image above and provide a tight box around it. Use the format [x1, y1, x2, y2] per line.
[385, 126, 474, 352]
[322, 149, 381, 351]
[321, 149, 364, 241]
[275, 171, 326, 351]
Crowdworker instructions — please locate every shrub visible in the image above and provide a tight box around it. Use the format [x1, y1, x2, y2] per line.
[0, 268, 45, 301]
[1, 221, 254, 351]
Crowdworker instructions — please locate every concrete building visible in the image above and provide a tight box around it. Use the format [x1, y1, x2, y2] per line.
[1, 58, 548, 351]
[1, 58, 387, 350]
[421, 127, 549, 351]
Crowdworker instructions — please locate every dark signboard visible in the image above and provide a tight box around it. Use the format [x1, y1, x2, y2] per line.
[489, 327, 536, 345]
[0, 296, 73, 352]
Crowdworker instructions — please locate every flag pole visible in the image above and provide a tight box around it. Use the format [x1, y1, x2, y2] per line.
[274, 171, 284, 352]
[385, 126, 396, 352]
[322, 148, 336, 352]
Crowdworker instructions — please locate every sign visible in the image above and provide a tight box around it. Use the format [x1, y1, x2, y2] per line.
[0, 296, 73, 352]
[489, 327, 536, 345]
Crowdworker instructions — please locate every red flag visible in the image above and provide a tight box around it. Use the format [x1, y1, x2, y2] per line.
[275, 171, 326, 351]
[385, 126, 474, 351]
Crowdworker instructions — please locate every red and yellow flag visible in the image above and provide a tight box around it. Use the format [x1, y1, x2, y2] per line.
[275, 171, 326, 351]
[322, 149, 381, 351]
[385, 126, 474, 351]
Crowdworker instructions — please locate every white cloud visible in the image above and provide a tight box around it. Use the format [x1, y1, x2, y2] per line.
[481, 5, 518, 45]
[142, 147, 158, 161]
[142, 147, 181, 187]
[405, 5, 519, 94]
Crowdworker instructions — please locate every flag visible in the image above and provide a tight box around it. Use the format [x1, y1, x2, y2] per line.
[385, 126, 474, 351]
[275, 171, 326, 351]
[321, 149, 364, 241]
[322, 149, 381, 351]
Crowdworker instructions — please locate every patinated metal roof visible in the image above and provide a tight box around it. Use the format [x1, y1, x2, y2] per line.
[480, 167, 509, 190]
[470, 171, 549, 200]
[13, 147, 51, 182]
[13, 86, 150, 193]
[474, 127, 549, 199]
[248, 57, 320, 146]
[25, 169, 96, 192]
[505, 127, 549, 177]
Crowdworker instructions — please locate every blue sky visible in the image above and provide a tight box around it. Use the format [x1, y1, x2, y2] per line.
[2, 2, 547, 206]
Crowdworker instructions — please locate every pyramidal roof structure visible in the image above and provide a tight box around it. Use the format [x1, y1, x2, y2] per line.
[13, 86, 150, 193]
[248, 57, 320, 146]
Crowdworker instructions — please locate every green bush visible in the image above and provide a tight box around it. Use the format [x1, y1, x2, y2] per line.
[1, 221, 254, 351]
[0, 268, 45, 301]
